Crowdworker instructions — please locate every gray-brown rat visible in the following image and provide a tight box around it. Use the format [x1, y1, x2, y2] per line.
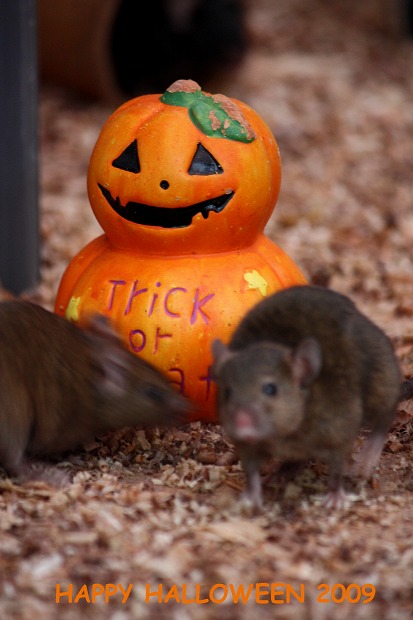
[0, 300, 191, 478]
[212, 285, 403, 510]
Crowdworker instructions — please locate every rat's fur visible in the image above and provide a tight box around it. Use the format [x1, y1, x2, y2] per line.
[0, 300, 190, 477]
[212, 285, 402, 510]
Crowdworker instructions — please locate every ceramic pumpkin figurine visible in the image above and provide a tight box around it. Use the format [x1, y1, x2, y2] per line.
[55, 79, 306, 421]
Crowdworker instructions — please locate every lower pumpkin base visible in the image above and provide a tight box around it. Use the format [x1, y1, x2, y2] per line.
[55, 235, 306, 422]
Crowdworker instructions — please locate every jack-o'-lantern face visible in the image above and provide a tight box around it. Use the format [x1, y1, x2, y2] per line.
[87, 79, 281, 254]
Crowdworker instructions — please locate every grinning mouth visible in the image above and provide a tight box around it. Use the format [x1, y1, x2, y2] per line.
[98, 183, 234, 229]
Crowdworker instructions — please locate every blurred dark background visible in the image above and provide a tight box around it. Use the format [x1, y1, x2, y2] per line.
[38, 0, 247, 102]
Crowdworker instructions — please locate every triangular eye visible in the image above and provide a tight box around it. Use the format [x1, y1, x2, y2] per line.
[188, 143, 223, 175]
[112, 139, 140, 173]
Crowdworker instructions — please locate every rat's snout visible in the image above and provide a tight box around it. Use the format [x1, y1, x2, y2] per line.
[231, 408, 263, 443]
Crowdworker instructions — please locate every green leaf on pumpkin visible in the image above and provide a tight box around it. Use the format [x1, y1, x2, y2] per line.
[161, 86, 255, 143]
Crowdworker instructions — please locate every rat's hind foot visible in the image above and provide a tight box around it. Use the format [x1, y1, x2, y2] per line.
[322, 486, 348, 510]
[351, 431, 386, 479]
[324, 458, 348, 509]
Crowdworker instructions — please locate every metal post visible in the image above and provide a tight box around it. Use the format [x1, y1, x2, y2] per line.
[0, 0, 39, 294]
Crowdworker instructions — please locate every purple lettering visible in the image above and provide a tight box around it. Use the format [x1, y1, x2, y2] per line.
[107, 280, 127, 311]
[153, 328, 173, 354]
[164, 287, 187, 318]
[129, 329, 146, 353]
[148, 282, 162, 317]
[124, 280, 148, 315]
[199, 366, 214, 401]
[148, 294, 158, 317]
[168, 368, 185, 393]
[190, 289, 215, 325]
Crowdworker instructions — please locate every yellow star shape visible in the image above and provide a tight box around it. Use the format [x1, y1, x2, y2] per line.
[244, 270, 269, 296]
[65, 296, 81, 322]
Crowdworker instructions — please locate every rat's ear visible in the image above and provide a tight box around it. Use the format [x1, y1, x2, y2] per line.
[291, 338, 322, 388]
[211, 339, 233, 373]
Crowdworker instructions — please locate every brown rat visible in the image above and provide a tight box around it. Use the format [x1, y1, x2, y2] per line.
[0, 300, 191, 478]
[212, 285, 403, 510]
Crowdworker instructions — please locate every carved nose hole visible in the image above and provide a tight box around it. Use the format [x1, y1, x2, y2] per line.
[160, 180, 169, 190]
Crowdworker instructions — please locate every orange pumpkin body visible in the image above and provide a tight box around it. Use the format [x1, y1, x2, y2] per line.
[55, 80, 306, 421]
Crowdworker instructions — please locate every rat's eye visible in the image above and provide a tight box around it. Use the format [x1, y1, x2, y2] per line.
[262, 382, 277, 397]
